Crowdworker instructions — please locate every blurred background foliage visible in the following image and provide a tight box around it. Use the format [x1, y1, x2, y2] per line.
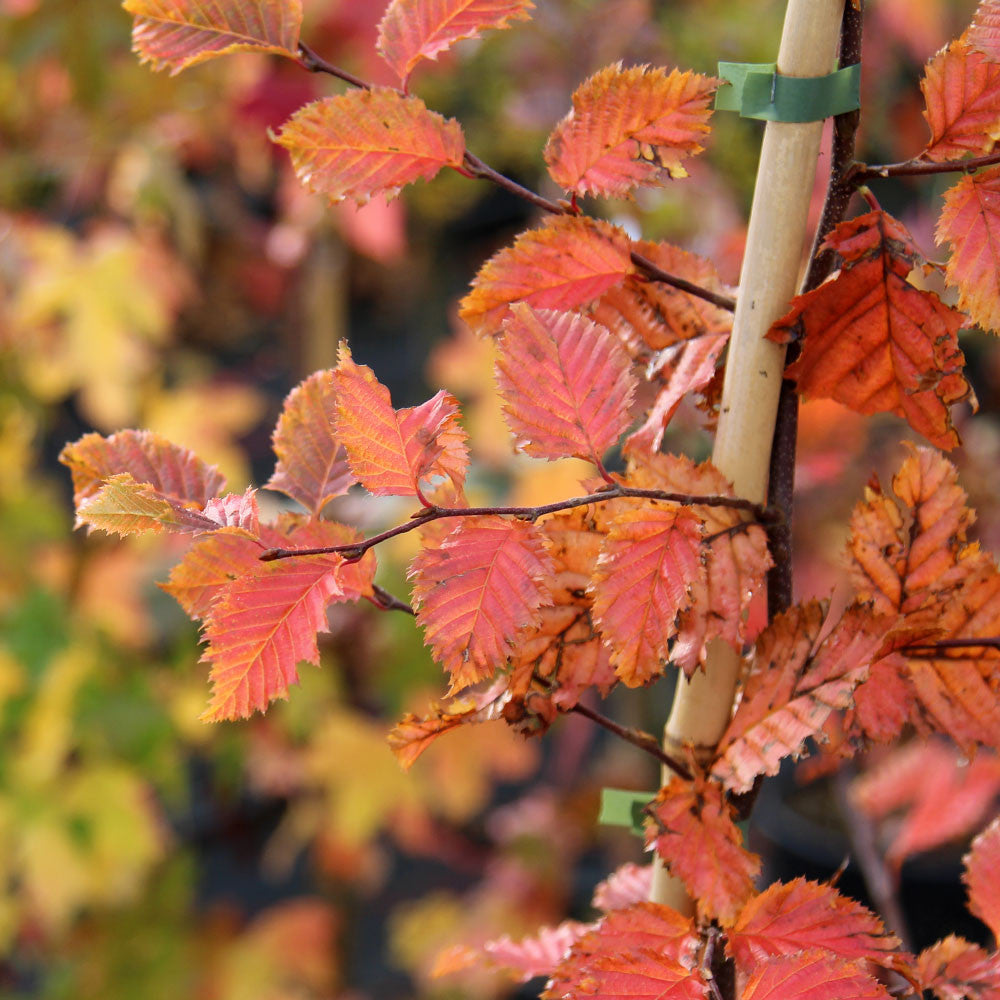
[1, 0, 998, 996]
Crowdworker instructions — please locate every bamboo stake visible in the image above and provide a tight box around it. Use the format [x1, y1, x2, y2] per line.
[650, 0, 847, 910]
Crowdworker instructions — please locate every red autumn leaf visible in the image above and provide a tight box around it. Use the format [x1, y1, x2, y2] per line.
[590, 503, 705, 686]
[200, 553, 346, 721]
[478, 920, 592, 982]
[203, 488, 260, 532]
[377, 0, 534, 86]
[333, 343, 468, 498]
[622, 451, 771, 675]
[852, 741, 1000, 868]
[544, 64, 717, 198]
[510, 507, 615, 708]
[965, 817, 1000, 940]
[274, 89, 465, 205]
[75, 473, 219, 536]
[917, 936, 1000, 1000]
[971, 1, 1000, 60]
[162, 527, 268, 620]
[387, 678, 512, 769]
[495, 304, 637, 466]
[769, 210, 972, 451]
[937, 165, 1000, 333]
[123, 0, 302, 74]
[459, 216, 635, 336]
[712, 602, 895, 793]
[409, 517, 554, 692]
[592, 862, 654, 913]
[60, 429, 225, 509]
[645, 773, 760, 926]
[543, 902, 704, 1000]
[199, 519, 374, 721]
[727, 878, 900, 973]
[266, 370, 356, 515]
[742, 951, 891, 1000]
[920, 36, 1000, 162]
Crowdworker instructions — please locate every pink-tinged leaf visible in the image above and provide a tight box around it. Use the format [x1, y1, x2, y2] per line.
[543, 902, 704, 1000]
[937, 165, 1000, 334]
[481, 921, 591, 982]
[123, 0, 302, 75]
[459, 216, 635, 337]
[592, 862, 654, 913]
[266, 370, 356, 515]
[333, 343, 468, 498]
[275, 89, 465, 205]
[769, 210, 971, 451]
[409, 517, 554, 692]
[203, 488, 260, 532]
[971, 1, 1000, 61]
[76, 473, 218, 536]
[283, 518, 376, 601]
[545, 63, 717, 198]
[162, 527, 267, 620]
[917, 936, 1000, 1000]
[590, 504, 705, 686]
[496, 303, 637, 465]
[622, 451, 771, 676]
[965, 817, 1000, 940]
[712, 603, 895, 794]
[60, 429, 225, 509]
[377, 0, 534, 86]
[387, 678, 511, 769]
[742, 951, 891, 1000]
[920, 36, 1000, 162]
[645, 773, 760, 926]
[626, 333, 728, 453]
[727, 878, 899, 973]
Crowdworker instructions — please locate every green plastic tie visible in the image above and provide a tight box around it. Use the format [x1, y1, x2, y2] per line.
[715, 61, 860, 122]
[599, 788, 653, 836]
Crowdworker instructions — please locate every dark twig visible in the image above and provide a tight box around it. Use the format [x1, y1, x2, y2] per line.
[569, 701, 692, 781]
[297, 42, 370, 90]
[260, 485, 778, 562]
[630, 251, 737, 312]
[903, 636, 1000, 656]
[369, 585, 416, 616]
[462, 151, 567, 215]
[766, 0, 864, 620]
[832, 766, 914, 953]
[847, 147, 1000, 184]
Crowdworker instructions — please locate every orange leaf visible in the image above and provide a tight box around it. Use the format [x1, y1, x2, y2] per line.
[60, 429, 225, 509]
[459, 216, 634, 336]
[123, 0, 302, 75]
[965, 817, 1000, 940]
[623, 451, 771, 675]
[275, 89, 465, 205]
[388, 679, 511, 769]
[727, 878, 900, 973]
[75, 472, 218, 535]
[544, 64, 717, 198]
[377, 0, 534, 86]
[266, 370, 355, 515]
[496, 304, 637, 466]
[742, 952, 890, 1000]
[645, 773, 761, 926]
[590, 503, 705, 686]
[409, 517, 554, 692]
[543, 902, 704, 1000]
[920, 36, 1000, 162]
[333, 343, 468, 498]
[971, 0, 1000, 60]
[770, 210, 971, 450]
[916, 936, 1000, 1000]
[937, 165, 1000, 333]
[712, 602, 895, 793]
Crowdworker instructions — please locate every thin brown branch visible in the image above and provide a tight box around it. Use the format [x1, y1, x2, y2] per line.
[848, 147, 1000, 184]
[903, 636, 1000, 656]
[630, 251, 737, 312]
[297, 42, 370, 90]
[368, 584, 416, 616]
[260, 485, 778, 562]
[461, 151, 567, 215]
[569, 701, 692, 781]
